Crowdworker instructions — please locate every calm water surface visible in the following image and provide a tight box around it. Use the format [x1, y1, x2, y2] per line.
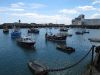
[0, 28, 100, 75]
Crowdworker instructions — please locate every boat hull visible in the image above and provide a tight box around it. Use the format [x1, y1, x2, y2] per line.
[3, 26, 9, 33]
[83, 31, 89, 33]
[11, 31, 21, 39]
[3, 30, 9, 33]
[88, 38, 100, 42]
[17, 41, 35, 48]
[28, 29, 39, 33]
[56, 45, 75, 54]
[75, 32, 84, 35]
[60, 29, 68, 31]
[28, 61, 48, 75]
[45, 35, 67, 41]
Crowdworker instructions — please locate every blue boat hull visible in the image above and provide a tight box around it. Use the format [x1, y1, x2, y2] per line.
[11, 31, 21, 39]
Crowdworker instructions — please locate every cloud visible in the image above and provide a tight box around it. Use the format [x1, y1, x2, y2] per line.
[0, 2, 25, 12]
[10, 12, 71, 24]
[9, 8, 24, 11]
[10, 2, 47, 9]
[59, 9, 78, 14]
[0, 2, 47, 12]
[10, 2, 25, 8]
[91, 13, 100, 18]
[59, 5, 96, 15]
[78, 5, 95, 11]
[0, 7, 24, 12]
[1, 1, 100, 24]
[0, 8, 6, 12]
[92, 0, 100, 5]
[11, 13, 61, 20]
[31, 3, 47, 9]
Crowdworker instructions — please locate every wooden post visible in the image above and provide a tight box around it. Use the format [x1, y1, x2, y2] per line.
[90, 45, 95, 75]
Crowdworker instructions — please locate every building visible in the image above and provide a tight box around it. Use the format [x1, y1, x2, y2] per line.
[72, 14, 84, 25]
[72, 14, 100, 25]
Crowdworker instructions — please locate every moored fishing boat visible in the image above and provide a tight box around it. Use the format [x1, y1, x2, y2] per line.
[11, 30, 21, 39]
[82, 27, 89, 34]
[17, 36, 35, 48]
[56, 45, 75, 53]
[82, 31, 89, 33]
[11, 26, 21, 39]
[45, 33, 67, 41]
[75, 28, 89, 35]
[75, 31, 84, 35]
[60, 27, 68, 31]
[28, 60, 48, 75]
[28, 28, 39, 33]
[57, 32, 72, 37]
[88, 38, 100, 42]
[3, 25, 9, 33]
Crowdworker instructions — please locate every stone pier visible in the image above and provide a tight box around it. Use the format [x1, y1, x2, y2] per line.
[83, 46, 100, 75]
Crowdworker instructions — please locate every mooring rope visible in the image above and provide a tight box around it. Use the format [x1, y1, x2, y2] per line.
[46, 46, 94, 72]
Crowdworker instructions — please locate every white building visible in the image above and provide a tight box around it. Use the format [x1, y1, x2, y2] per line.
[72, 14, 100, 25]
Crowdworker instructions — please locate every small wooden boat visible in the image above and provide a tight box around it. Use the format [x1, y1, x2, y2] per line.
[28, 61, 48, 75]
[17, 36, 35, 48]
[60, 27, 68, 31]
[45, 33, 67, 41]
[88, 38, 100, 42]
[82, 28, 89, 34]
[28, 28, 39, 33]
[82, 31, 89, 33]
[75, 31, 84, 35]
[76, 30, 89, 35]
[56, 45, 75, 53]
[67, 34, 72, 37]
[62, 33, 72, 37]
[57, 32, 72, 37]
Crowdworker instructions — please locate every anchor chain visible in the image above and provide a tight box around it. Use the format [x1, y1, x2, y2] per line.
[46, 46, 94, 72]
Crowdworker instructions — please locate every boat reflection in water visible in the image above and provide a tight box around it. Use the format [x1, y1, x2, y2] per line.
[28, 60, 48, 75]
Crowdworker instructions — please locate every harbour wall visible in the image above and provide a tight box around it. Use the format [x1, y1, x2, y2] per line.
[0, 23, 100, 29]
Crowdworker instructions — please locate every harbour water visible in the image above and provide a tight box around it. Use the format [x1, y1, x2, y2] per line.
[0, 28, 100, 75]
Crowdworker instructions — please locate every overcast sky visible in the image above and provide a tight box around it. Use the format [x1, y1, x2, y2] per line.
[0, 0, 100, 24]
